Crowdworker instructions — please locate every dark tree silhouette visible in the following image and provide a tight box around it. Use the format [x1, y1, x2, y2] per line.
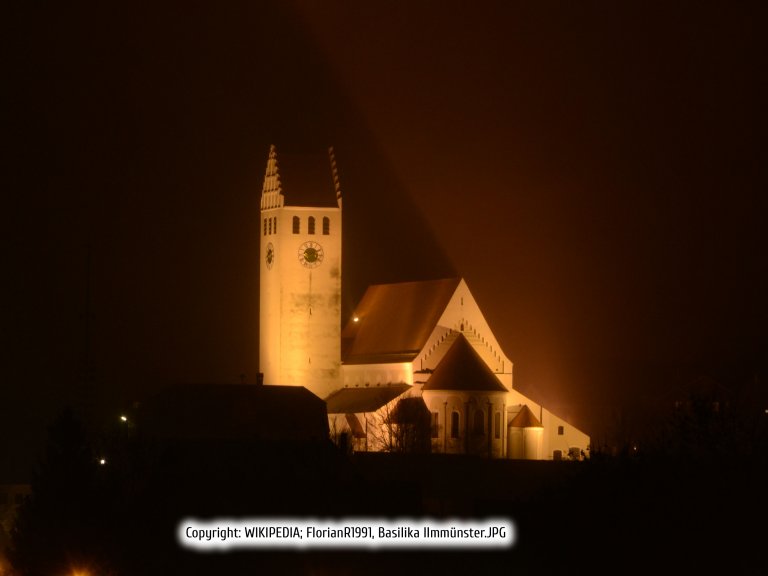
[9, 408, 119, 575]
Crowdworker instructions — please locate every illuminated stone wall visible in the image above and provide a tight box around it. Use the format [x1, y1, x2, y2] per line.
[422, 389, 507, 457]
[259, 149, 342, 400]
[341, 362, 413, 388]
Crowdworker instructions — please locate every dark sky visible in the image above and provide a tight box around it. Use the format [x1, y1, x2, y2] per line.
[3, 1, 766, 475]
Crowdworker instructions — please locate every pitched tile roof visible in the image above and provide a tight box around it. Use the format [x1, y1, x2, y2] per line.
[325, 383, 411, 414]
[422, 334, 508, 392]
[138, 383, 328, 442]
[342, 278, 461, 364]
[508, 405, 542, 428]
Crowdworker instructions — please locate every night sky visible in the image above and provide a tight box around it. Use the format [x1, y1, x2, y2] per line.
[3, 1, 766, 477]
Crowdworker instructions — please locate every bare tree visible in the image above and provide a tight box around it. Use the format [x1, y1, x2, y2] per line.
[365, 398, 431, 454]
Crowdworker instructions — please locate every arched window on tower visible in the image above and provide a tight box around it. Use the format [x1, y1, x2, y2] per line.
[268, 218, 272, 235]
[474, 410, 485, 435]
[263, 218, 267, 236]
[292, 216, 300, 234]
[273, 217, 277, 234]
[450, 411, 460, 439]
[322, 216, 330, 235]
[308, 216, 315, 235]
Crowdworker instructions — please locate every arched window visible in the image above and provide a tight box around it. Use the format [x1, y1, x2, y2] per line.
[474, 409, 485, 435]
[494, 412, 501, 439]
[431, 412, 439, 438]
[263, 218, 267, 236]
[308, 216, 315, 235]
[450, 412, 460, 439]
[273, 217, 277, 234]
[322, 216, 330, 235]
[268, 218, 272, 235]
[292, 216, 300, 234]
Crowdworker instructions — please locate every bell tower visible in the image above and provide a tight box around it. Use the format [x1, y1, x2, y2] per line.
[259, 145, 342, 399]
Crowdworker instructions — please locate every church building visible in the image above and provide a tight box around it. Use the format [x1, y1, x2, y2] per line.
[259, 145, 589, 460]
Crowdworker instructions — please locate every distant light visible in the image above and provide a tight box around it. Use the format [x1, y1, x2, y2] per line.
[99, 458, 106, 466]
[120, 415, 128, 422]
[353, 316, 359, 323]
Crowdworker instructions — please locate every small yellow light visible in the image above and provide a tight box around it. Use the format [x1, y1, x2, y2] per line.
[99, 458, 106, 465]
[120, 415, 128, 422]
[353, 316, 359, 323]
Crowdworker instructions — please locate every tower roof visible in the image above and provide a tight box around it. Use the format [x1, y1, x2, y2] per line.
[422, 334, 508, 392]
[262, 146, 341, 208]
[341, 278, 461, 364]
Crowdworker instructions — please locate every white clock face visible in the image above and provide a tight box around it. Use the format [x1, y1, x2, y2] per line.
[298, 241, 324, 268]
[265, 242, 274, 269]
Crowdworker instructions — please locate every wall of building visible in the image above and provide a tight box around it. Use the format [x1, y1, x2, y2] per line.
[541, 409, 590, 460]
[260, 205, 342, 399]
[422, 390, 507, 457]
[342, 362, 413, 388]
